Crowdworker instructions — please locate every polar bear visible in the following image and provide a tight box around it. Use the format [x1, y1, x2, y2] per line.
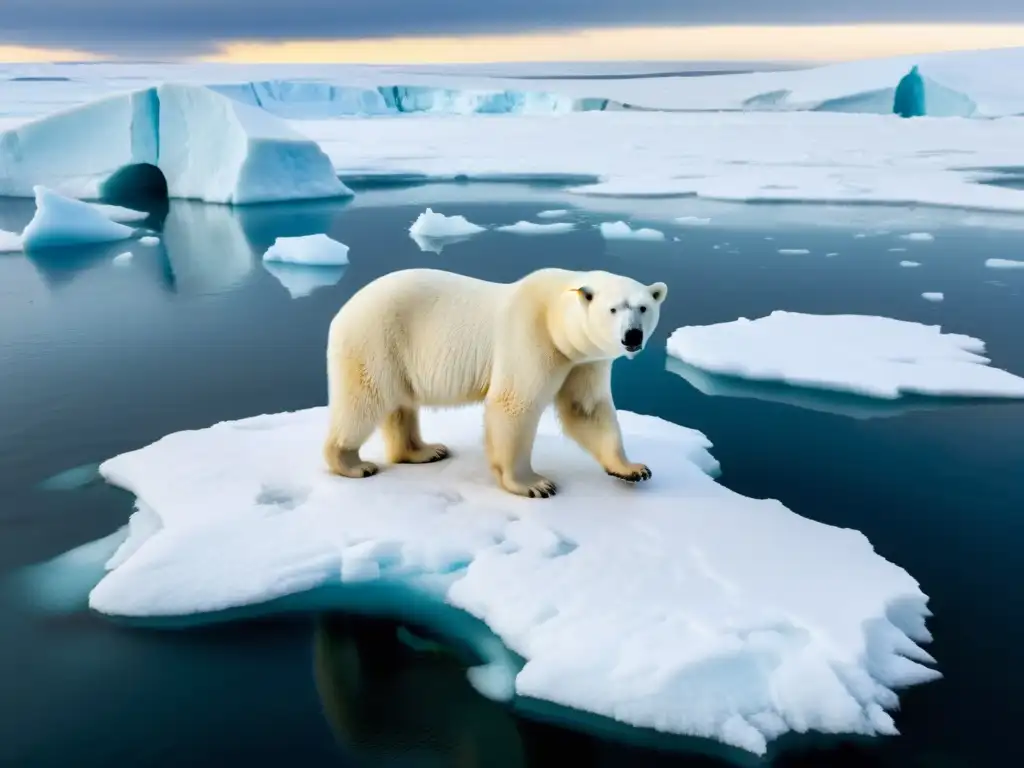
[323, 267, 667, 498]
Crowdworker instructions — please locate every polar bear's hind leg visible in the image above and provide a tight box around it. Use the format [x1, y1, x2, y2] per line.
[382, 406, 451, 465]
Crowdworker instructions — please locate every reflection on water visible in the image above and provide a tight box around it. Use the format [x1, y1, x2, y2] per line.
[313, 614, 527, 767]
[664, 357, 1004, 420]
[263, 261, 348, 298]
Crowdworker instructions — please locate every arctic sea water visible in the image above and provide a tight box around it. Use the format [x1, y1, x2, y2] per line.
[0, 184, 1022, 767]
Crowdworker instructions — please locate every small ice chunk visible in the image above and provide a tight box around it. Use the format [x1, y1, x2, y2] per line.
[900, 260, 921, 267]
[777, 248, 810, 255]
[496, 221, 575, 235]
[0, 229, 22, 253]
[888, 247, 907, 253]
[985, 258, 1024, 269]
[666, 310, 1024, 399]
[825, 252, 838, 257]
[21, 186, 135, 250]
[901, 232, 935, 242]
[138, 235, 160, 246]
[112, 251, 133, 265]
[598, 221, 665, 241]
[921, 292, 944, 302]
[91, 203, 149, 223]
[535, 209, 569, 219]
[409, 208, 485, 238]
[675, 216, 711, 225]
[262, 233, 350, 266]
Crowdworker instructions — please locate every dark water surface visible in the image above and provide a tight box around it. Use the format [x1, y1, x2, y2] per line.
[1, 185, 1023, 767]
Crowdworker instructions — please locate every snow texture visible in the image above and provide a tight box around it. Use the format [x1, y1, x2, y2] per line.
[0, 83, 351, 204]
[598, 221, 665, 241]
[262, 233, 350, 266]
[83, 405, 937, 755]
[409, 208, 486, 238]
[666, 311, 1024, 399]
[496, 221, 575, 235]
[21, 186, 135, 250]
[985, 258, 1024, 268]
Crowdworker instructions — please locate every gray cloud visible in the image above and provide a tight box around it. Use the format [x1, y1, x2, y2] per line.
[3, 0, 1023, 56]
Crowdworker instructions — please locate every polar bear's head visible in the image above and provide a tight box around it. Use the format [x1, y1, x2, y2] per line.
[573, 271, 668, 360]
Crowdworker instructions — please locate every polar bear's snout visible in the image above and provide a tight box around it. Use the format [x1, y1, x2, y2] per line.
[623, 327, 644, 352]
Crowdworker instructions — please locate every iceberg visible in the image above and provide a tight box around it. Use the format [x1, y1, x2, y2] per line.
[208, 80, 613, 119]
[0, 83, 351, 205]
[409, 208, 486, 238]
[535, 209, 569, 219]
[138, 235, 160, 246]
[598, 221, 665, 241]
[495, 221, 575, 235]
[900, 260, 921, 267]
[77, 404, 936, 755]
[112, 251, 133, 265]
[262, 233, 350, 266]
[666, 311, 1024, 399]
[893, 66, 926, 118]
[921, 292, 944, 302]
[21, 186, 135, 250]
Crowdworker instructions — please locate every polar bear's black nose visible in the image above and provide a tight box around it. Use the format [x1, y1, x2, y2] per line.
[623, 328, 644, 350]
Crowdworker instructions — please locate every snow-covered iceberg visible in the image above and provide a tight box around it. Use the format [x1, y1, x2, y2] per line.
[666, 311, 1024, 399]
[208, 80, 613, 119]
[0, 83, 351, 204]
[69, 405, 935, 755]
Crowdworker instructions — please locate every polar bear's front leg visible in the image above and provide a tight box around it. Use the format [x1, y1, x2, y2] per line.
[484, 386, 558, 499]
[555, 362, 652, 484]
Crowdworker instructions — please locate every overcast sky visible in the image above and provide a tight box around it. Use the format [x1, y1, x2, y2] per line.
[4, 0, 1024, 56]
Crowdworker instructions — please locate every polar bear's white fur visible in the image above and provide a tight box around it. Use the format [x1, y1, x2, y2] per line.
[323, 267, 667, 498]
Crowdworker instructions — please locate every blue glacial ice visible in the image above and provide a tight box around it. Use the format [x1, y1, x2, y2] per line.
[207, 80, 613, 118]
[0, 83, 352, 204]
[893, 66, 926, 118]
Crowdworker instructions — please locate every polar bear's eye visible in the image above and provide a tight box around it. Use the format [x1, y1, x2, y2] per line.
[610, 308, 617, 314]
[639, 306, 647, 314]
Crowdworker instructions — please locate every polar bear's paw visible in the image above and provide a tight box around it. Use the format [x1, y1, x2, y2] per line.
[394, 443, 452, 465]
[502, 473, 558, 500]
[606, 463, 652, 483]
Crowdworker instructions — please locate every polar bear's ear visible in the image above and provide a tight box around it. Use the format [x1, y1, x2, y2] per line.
[574, 286, 594, 303]
[648, 282, 668, 303]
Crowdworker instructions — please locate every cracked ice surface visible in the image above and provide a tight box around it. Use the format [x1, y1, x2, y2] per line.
[77, 405, 937, 755]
